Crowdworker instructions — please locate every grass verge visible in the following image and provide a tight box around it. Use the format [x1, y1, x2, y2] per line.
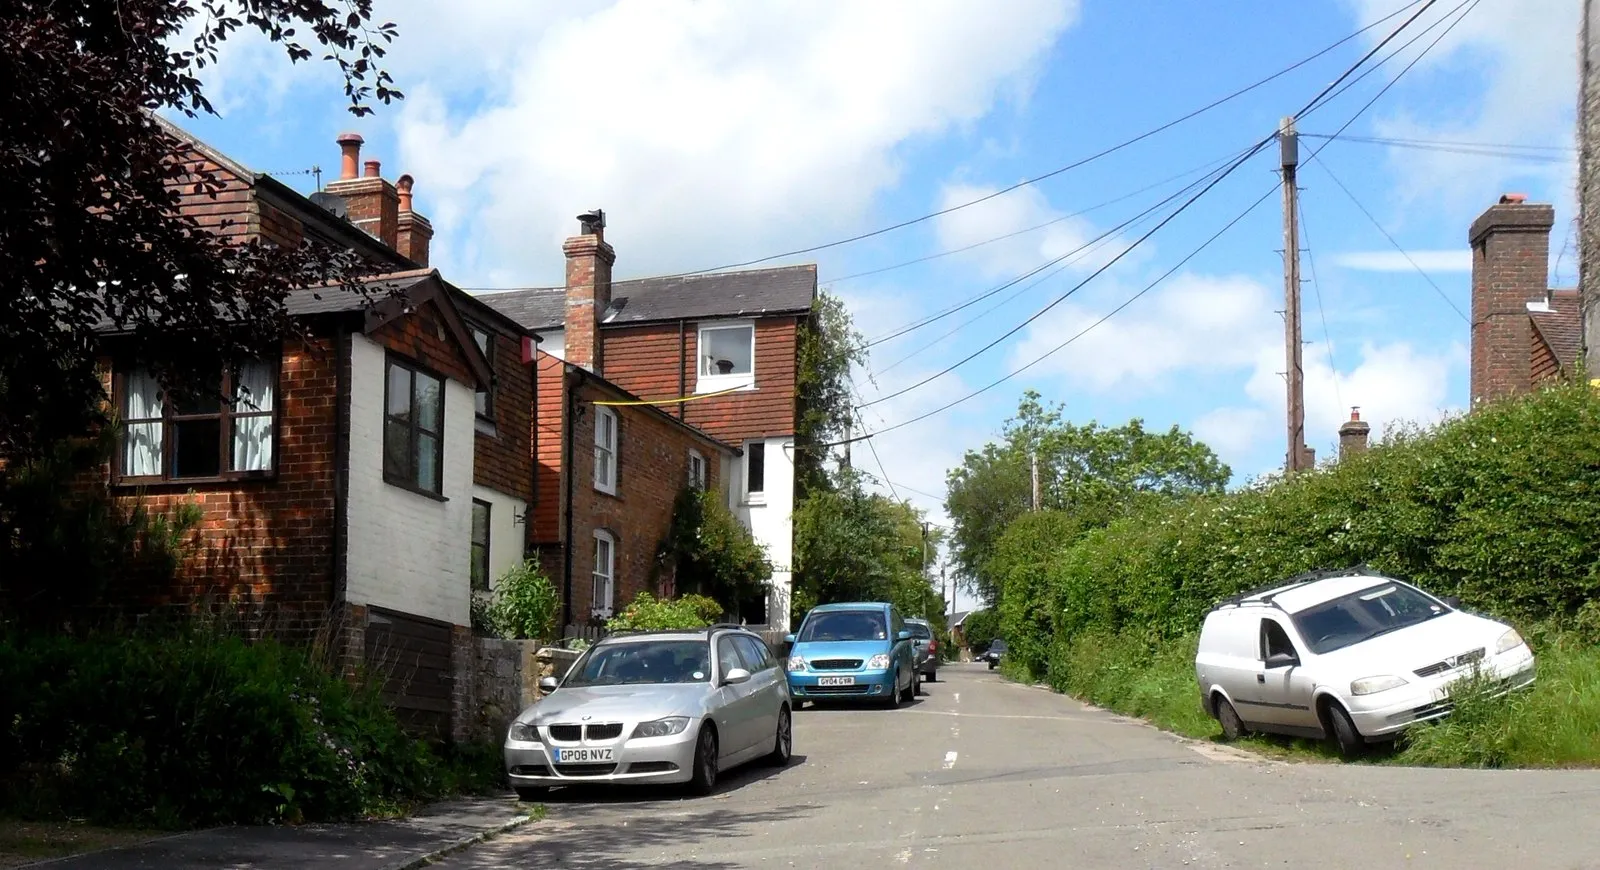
[1025, 627, 1600, 768]
[0, 819, 163, 868]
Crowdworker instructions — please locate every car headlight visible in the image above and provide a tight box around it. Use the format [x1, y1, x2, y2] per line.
[1496, 629, 1526, 654]
[508, 721, 539, 742]
[631, 717, 691, 739]
[866, 654, 892, 670]
[1350, 675, 1408, 695]
[786, 656, 806, 672]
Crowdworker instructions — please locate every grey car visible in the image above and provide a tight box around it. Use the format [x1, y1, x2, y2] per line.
[504, 625, 793, 798]
[905, 618, 940, 682]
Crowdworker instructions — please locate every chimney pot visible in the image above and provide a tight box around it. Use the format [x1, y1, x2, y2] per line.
[396, 174, 415, 213]
[1349, 406, 1361, 422]
[336, 132, 363, 180]
[1499, 192, 1528, 204]
[363, 159, 381, 179]
[1339, 407, 1371, 460]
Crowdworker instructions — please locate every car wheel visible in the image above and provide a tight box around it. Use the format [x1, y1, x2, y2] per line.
[988, 660, 996, 670]
[1213, 696, 1246, 742]
[689, 723, 719, 795]
[925, 670, 937, 683]
[764, 707, 793, 766]
[907, 671, 920, 700]
[514, 786, 549, 802]
[884, 674, 902, 709]
[1324, 701, 1366, 759]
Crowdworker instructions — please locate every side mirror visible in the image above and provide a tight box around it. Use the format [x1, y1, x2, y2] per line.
[537, 676, 560, 693]
[897, 630, 912, 641]
[784, 634, 797, 645]
[722, 667, 752, 686]
[1264, 651, 1298, 669]
[1442, 595, 1462, 609]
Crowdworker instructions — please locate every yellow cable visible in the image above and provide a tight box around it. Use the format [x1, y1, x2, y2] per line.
[592, 385, 747, 406]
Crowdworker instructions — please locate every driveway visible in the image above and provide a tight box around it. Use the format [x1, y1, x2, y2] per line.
[436, 662, 1600, 869]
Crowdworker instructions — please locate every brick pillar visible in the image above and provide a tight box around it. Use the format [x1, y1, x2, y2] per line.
[1469, 194, 1554, 407]
[1338, 407, 1370, 460]
[450, 624, 474, 744]
[395, 174, 434, 267]
[325, 133, 400, 250]
[563, 211, 616, 375]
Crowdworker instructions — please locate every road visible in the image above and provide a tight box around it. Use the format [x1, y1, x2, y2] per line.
[438, 662, 1600, 869]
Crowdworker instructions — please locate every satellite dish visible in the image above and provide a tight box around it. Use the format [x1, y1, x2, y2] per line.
[309, 191, 348, 219]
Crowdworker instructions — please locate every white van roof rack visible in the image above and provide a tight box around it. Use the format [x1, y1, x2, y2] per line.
[1208, 564, 1376, 613]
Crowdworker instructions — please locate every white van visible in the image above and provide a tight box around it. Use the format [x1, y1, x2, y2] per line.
[1193, 568, 1535, 757]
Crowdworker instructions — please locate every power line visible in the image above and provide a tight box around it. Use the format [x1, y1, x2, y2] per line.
[864, 436, 902, 503]
[631, 0, 1431, 280]
[1302, 134, 1571, 164]
[1302, 132, 1575, 153]
[833, 0, 1468, 445]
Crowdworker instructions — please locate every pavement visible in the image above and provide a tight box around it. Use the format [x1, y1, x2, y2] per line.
[35, 663, 1600, 868]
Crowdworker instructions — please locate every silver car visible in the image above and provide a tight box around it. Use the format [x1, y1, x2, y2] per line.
[504, 626, 793, 798]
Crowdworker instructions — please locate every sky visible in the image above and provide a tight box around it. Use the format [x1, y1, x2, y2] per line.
[170, 0, 1581, 613]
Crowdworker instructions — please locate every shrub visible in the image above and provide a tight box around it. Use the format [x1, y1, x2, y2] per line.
[481, 557, 559, 641]
[962, 609, 999, 653]
[606, 591, 725, 632]
[0, 625, 484, 828]
[992, 511, 1078, 678]
[657, 487, 771, 612]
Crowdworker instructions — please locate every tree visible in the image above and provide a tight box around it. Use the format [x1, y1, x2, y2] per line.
[1, 0, 402, 461]
[794, 291, 867, 494]
[946, 391, 1230, 604]
[791, 468, 942, 623]
[656, 487, 772, 617]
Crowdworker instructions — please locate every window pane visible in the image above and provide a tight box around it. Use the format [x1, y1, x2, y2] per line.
[416, 432, 440, 492]
[172, 418, 222, 478]
[747, 442, 765, 493]
[471, 500, 491, 593]
[123, 421, 163, 476]
[414, 372, 443, 434]
[472, 500, 490, 546]
[234, 360, 275, 412]
[384, 417, 411, 479]
[232, 415, 273, 472]
[475, 388, 490, 417]
[171, 371, 223, 416]
[594, 445, 613, 488]
[700, 326, 753, 376]
[386, 364, 412, 418]
[123, 369, 164, 420]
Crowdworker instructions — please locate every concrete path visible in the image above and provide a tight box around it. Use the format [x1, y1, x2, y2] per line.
[431, 662, 1600, 869]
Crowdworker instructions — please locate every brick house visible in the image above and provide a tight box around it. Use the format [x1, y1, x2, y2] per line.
[1470, 193, 1584, 406]
[92, 119, 540, 740]
[479, 211, 817, 630]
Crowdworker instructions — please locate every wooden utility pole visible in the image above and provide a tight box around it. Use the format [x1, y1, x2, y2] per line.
[1280, 116, 1308, 474]
[1581, 0, 1600, 377]
[1030, 451, 1041, 511]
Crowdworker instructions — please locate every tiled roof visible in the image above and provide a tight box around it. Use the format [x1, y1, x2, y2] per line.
[473, 264, 817, 331]
[1530, 288, 1582, 373]
[92, 269, 437, 332]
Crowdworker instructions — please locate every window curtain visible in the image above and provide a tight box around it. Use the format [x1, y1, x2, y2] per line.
[232, 360, 275, 472]
[122, 369, 164, 475]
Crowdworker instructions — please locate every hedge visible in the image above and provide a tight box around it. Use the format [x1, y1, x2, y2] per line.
[998, 381, 1600, 679]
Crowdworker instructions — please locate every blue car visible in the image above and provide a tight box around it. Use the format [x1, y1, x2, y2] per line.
[784, 602, 920, 707]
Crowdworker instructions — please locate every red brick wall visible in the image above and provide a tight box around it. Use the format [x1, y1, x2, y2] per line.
[1469, 201, 1554, 406]
[101, 336, 341, 635]
[369, 300, 476, 386]
[470, 324, 534, 503]
[325, 176, 399, 250]
[600, 316, 802, 444]
[531, 353, 568, 546]
[563, 235, 615, 373]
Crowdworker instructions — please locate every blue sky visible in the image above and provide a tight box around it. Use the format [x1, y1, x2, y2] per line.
[171, 0, 1579, 608]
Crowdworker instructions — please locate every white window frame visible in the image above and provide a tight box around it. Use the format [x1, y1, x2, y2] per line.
[743, 440, 766, 506]
[695, 320, 756, 394]
[592, 530, 616, 618]
[594, 406, 618, 495]
[688, 449, 707, 490]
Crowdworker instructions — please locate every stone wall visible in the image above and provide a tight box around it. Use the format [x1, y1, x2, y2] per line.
[471, 638, 583, 743]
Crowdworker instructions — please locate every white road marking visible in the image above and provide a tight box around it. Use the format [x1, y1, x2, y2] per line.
[943, 751, 958, 769]
[953, 692, 960, 704]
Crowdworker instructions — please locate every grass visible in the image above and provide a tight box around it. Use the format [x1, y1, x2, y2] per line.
[0, 818, 163, 868]
[1021, 627, 1600, 768]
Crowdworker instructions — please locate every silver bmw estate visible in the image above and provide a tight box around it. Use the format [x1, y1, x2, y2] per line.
[504, 625, 794, 798]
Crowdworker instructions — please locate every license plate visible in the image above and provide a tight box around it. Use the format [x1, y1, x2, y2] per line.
[553, 747, 614, 763]
[818, 676, 856, 687]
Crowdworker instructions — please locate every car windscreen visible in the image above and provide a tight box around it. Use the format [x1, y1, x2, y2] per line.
[989, 639, 1007, 651]
[562, 640, 712, 687]
[798, 610, 888, 642]
[1289, 582, 1448, 655]
[907, 623, 932, 639]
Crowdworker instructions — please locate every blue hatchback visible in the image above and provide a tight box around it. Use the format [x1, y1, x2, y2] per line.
[784, 602, 919, 707]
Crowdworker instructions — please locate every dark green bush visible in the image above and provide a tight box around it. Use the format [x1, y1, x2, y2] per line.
[0, 626, 483, 828]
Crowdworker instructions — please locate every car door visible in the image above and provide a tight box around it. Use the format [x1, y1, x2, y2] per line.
[733, 635, 782, 746]
[1254, 616, 1318, 730]
[714, 635, 759, 755]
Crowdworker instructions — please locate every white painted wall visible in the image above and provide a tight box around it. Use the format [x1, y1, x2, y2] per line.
[344, 334, 476, 627]
[472, 483, 528, 589]
[734, 436, 795, 631]
[536, 329, 565, 361]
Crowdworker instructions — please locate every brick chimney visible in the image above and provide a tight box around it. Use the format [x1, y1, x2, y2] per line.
[1338, 407, 1370, 460]
[325, 132, 400, 250]
[562, 209, 615, 374]
[394, 174, 433, 267]
[1469, 193, 1554, 406]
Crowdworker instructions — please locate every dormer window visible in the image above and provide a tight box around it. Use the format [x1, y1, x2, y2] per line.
[696, 321, 755, 392]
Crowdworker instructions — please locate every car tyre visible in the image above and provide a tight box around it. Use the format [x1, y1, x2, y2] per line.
[514, 786, 549, 802]
[689, 723, 719, 796]
[907, 671, 921, 700]
[884, 674, 902, 709]
[925, 670, 937, 683]
[764, 707, 793, 766]
[987, 660, 996, 670]
[1214, 696, 1246, 742]
[1324, 702, 1366, 759]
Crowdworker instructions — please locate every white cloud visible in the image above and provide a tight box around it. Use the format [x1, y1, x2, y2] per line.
[1328, 249, 1472, 272]
[931, 182, 1120, 279]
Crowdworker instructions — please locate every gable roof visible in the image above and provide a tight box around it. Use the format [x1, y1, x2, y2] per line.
[559, 358, 739, 456]
[1530, 289, 1582, 375]
[473, 264, 817, 331]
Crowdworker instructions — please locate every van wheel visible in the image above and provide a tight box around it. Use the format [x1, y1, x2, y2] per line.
[1214, 696, 1246, 741]
[1323, 701, 1365, 759]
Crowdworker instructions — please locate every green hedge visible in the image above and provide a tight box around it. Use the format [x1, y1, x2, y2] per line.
[0, 627, 494, 828]
[1001, 382, 1600, 667]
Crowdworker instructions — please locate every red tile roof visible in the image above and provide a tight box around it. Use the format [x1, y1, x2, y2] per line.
[1529, 289, 1583, 374]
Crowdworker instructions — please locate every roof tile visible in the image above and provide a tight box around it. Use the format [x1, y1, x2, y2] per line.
[472, 264, 816, 331]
